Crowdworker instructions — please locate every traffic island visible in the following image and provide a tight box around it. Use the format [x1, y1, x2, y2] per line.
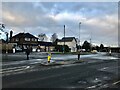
[73, 60, 84, 64]
[39, 59, 85, 66]
[40, 61, 64, 66]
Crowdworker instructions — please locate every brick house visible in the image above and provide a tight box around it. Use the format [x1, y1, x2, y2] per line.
[11, 33, 38, 51]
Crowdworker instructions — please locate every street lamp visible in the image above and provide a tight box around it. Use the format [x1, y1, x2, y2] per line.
[79, 22, 81, 50]
[5, 32, 8, 53]
[77, 22, 81, 60]
[5, 32, 8, 43]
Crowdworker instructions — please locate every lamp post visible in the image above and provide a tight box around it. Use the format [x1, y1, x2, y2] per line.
[5, 32, 8, 53]
[63, 25, 65, 53]
[5, 32, 8, 43]
[79, 22, 81, 50]
[78, 22, 81, 60]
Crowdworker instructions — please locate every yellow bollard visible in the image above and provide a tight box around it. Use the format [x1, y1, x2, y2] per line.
[48, 52, 51, 63]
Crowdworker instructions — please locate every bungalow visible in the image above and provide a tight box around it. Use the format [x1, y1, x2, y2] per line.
[57, 37, 77, 52]
[110, 47, 120, 53]
[37, 41, 55, 52]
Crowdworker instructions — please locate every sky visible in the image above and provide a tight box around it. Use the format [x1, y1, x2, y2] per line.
[1, 2, 118, 47]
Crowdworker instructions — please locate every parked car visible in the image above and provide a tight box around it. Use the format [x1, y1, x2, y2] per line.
[91, 50, 98, 53]
[15, 46, 22, 52]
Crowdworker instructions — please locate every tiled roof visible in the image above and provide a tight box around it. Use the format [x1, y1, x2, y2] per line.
[12, 33, 38, 39]
[58, 37, 77, 42]
[0, 39, 6, 43]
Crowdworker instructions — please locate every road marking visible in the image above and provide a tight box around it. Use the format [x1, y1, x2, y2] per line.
[101, 84, 109, 88]
[99, 67, 109, 71]
[26, 66, 30, 69]
[2, 66, 35, 76]
[2, 66, 27, 71]
[113, 80, 120, 85]
[2, 59, 44, 66]
[87, 85, 96, 89]
[99, 66, 120, 71]
[1, 66, 31, 75]
[3, 68, 26, 73]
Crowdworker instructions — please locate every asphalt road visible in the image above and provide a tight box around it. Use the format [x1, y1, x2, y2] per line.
[2, 55, 120, 89]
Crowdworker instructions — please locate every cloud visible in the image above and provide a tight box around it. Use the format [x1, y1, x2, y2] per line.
[3, 11, 25, 25]
[2, 2, 118, 46]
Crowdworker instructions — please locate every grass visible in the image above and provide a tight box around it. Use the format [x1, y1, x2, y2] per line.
[51, 52, 95, 55]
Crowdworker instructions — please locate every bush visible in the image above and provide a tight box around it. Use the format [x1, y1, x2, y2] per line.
[55, 45, 70, 52]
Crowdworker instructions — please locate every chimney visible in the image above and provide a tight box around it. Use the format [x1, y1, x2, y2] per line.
[6, 32, 8, 43]
[10, 30, 13, 42]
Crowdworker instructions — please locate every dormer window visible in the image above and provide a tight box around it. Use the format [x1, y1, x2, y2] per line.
[15, 38, 19, 41]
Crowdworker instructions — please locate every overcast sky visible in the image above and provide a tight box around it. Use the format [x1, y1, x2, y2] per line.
[2, 2, 118, 47]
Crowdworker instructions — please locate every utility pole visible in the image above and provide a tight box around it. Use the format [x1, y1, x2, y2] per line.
[63, 25, 65, 53]
[78, 22, 81, 60]
[79, 22, 81, 50]
[90, 38, 92, 52]
[90, 32, 92, 52]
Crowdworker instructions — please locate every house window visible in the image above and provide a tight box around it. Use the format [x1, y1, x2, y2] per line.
[32, 38, 35, 41]
[25, 38, 30, 41]
[12, 38, 15, 41]
[15, 38, 19, 41]
[35, 39, 37, 41]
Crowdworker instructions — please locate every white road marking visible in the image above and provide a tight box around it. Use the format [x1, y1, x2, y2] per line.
[99, 67, 109, 71]
[87, 85, 96, 89]
[113, 80, 120, 85]
[2, 59, 44, 66]
[1, 65, 30, 75]
[2, 68, 26, 73]
[99, 66, 120, 72]
[26, 66, 30, 69]
[2, 66, 27, 71]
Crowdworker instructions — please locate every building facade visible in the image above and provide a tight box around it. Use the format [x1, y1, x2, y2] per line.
[57, 37, 77, 52]
[37, 41, 55, 52]
[11, 33, 38, 51]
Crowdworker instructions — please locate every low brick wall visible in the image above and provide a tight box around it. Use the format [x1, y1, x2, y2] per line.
[0, 43, 13, 53]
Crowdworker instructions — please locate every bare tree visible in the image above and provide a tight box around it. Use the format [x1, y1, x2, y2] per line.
[0, 24, 5, 32]
[38, 33, 48, 41]
[51, 33, 58, 42]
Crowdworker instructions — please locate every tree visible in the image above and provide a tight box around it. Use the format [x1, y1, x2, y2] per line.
[55, 45, 63, 52]
[100, 44, 104, 51]
[38, 33, 48, 41]
[55, 45, 70, 52]
[2, 24, 5, 28]
[51, 33, 58, 43]
[82, 40, 90, 52]
[76, 45, 81, 51]
[0, 24, 5, 32]
[76, 38, 80, 45]
[0, 24, 8, 41]
[96, 45, 100, 52]
[0, 24, 5, 29]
